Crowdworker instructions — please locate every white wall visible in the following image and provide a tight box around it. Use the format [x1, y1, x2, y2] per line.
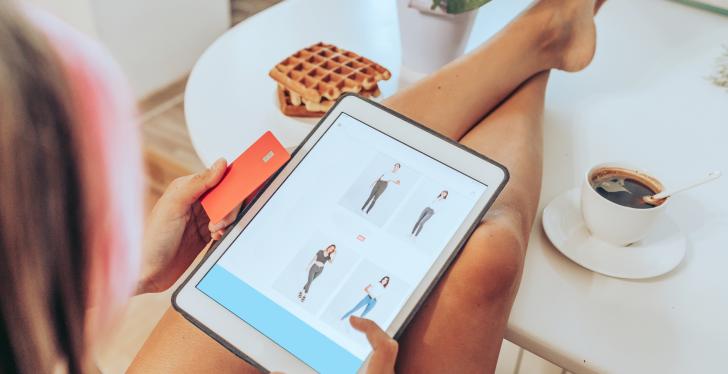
[26, 0, 230, 98]
[26, 0, 98, 36]
[90, 0, 230, 98]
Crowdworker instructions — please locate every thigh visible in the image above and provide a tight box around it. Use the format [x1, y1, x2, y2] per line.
[414, 209, 427, 222]
[368, 183, 378, 195]
[354, 295, 369, 308]
[128, 308, 260, 373]
[375, 182, 387, 196]
[364, 298, 378, 314]
[395, 73, 545, 373]
[422, 209, 434, 223]
[396, 214, 525, 373]
[307, 266, 322, 285]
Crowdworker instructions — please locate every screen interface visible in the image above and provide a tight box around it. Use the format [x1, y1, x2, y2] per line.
[197, 113, 488, 374]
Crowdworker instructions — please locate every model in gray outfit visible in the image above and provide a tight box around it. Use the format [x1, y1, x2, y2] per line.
[361, 163, 401, 214]
[303, 263, 324, 293]
[411, 207, 435, 237]
[362, 179, 387, 213]
[298, 245, 336, 302]
[411, 190, 448, 237]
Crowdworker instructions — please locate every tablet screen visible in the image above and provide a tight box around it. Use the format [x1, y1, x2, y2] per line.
[197, 113, 488, 373]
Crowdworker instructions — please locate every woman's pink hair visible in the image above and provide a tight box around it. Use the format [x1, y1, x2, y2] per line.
[26, 6, 144, 339]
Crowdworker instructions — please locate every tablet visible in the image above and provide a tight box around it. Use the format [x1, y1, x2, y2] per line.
[173, 94, 509, 374]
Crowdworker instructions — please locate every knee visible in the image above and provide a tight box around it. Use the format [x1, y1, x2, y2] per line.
[462, 219, 526, 300]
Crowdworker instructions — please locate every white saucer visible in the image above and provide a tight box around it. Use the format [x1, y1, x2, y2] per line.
[542, 189, 687, 280]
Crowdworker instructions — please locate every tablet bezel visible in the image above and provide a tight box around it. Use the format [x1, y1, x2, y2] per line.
[173, 94, 509, 373]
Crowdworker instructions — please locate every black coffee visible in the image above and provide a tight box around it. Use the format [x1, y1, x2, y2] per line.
[590, 169, 662, 209]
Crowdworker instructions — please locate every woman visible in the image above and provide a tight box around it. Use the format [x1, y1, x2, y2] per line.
[411, 190, 448, 238]
[298, 244, 336, 302]
[0, 2, 396, 373]
[362, 163, 401, 214]
[132, 0, 606, 372]
[3, 0, 606, 371]
[341, 276, 390, 320]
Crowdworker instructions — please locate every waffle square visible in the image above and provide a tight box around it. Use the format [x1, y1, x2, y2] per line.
[269, 42, 391, 106]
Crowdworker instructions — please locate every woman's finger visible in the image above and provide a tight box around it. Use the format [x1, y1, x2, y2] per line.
[169, 158, 227, 206]
[211, 231, 222, 241]
[350, 317, 397, 374]
[208, 202, 241, 232]
[213, 229, 226, 240]
[350, 316, 394, 351]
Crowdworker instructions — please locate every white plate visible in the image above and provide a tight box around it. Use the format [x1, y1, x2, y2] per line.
[542, 189, 687, 280]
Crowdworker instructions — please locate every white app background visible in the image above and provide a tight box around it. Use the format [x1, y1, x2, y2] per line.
[215, 113, 487, 358]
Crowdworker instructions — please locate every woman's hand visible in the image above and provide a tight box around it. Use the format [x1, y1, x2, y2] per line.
[139, 159, 240, 293]
[350, 316, 398, 374]
[271, 317, 397, 374]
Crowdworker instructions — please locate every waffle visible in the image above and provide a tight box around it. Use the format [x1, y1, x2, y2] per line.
[277, 85, 381, 117]
[277, 86, 321, 117]
[270, 42, 390, 117]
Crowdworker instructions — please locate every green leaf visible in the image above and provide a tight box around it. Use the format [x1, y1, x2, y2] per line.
[445, 0, 492, 14]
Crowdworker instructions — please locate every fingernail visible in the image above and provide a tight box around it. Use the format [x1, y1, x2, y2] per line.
[213, 158, 226, 169]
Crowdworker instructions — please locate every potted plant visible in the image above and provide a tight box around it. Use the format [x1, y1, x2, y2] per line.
[397, 0, 491, 82]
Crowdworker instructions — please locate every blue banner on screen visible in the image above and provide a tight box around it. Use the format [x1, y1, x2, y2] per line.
[198, 265, 362, 374]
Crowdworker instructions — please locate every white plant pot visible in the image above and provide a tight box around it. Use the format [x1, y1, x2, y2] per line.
[397, 0, 478, 77]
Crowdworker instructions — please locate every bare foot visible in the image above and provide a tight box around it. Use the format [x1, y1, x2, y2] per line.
[527, 0, 605, 72]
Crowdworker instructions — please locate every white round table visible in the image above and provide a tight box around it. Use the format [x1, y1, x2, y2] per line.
[185, 0, 728, 372]
[184, 0, 403, 165]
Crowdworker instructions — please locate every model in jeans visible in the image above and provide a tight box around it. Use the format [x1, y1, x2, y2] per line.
[361, 163, 401, 214]
[298, 244, 336, 302]
[411, 190, 448, 238]
[341, 276, 390, 320]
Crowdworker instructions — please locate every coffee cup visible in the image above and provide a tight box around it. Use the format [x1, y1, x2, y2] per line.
[581, 162, 667, 246]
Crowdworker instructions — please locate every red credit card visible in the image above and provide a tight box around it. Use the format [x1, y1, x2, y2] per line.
[201, 131, 290, 224]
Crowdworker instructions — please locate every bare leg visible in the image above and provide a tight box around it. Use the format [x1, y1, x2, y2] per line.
[130, 75, 548, 374]
[384, 0, 600, 140]
[129, 309, 260, 374]
[129, 75, 546, 374]
[396, 72, 548, 373]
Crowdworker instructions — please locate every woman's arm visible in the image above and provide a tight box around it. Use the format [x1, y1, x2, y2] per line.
[364, 284, 372, 294]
